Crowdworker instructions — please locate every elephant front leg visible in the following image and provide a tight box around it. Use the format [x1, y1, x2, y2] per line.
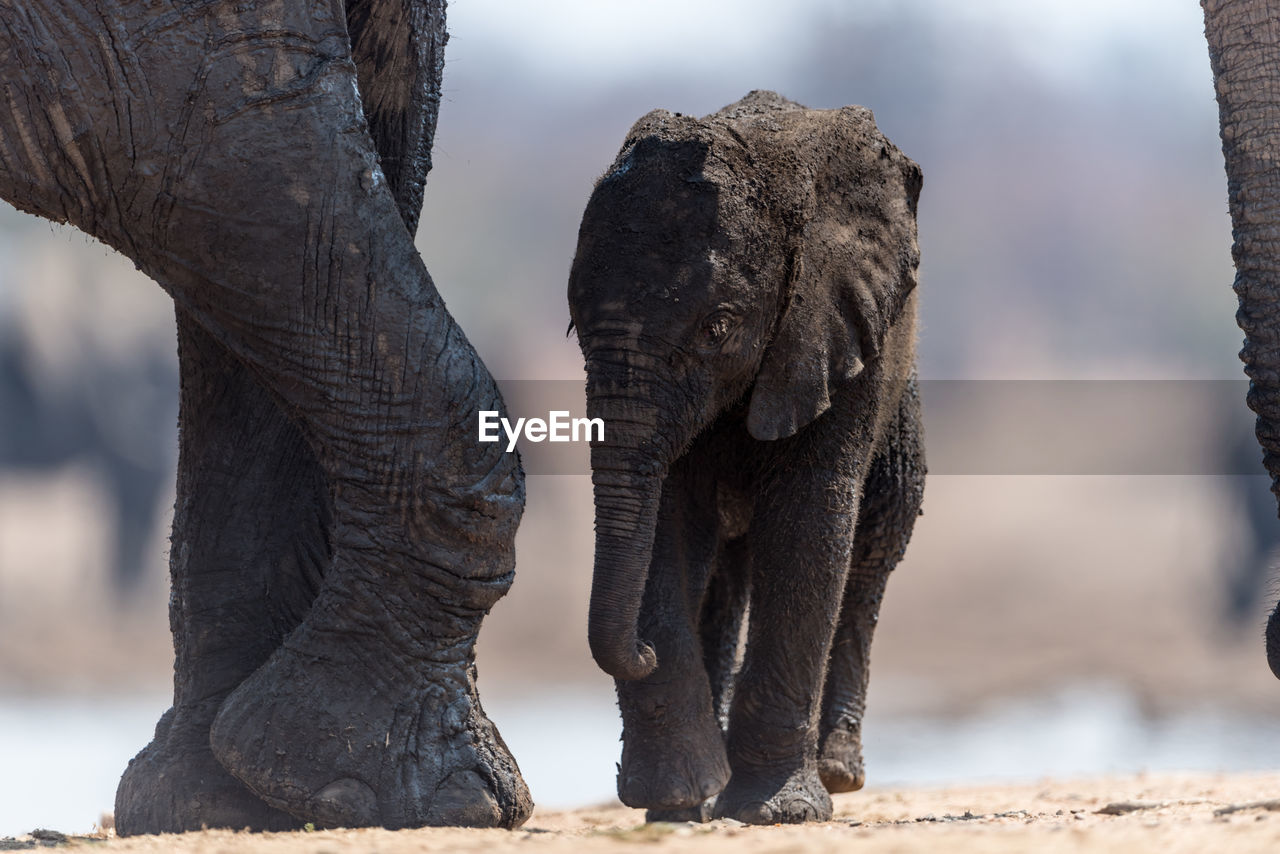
[188, 179, 530, 822]
[195, 301, 530, 829]
[819, 388, 925, 795]
[0, 0, 530, 829]
[640, 535, 751, 824]
[128, 8, 528, 831]
[714, 467, 858, 825]
[616, 460, 730, 817]
[116, 313, 328, 835]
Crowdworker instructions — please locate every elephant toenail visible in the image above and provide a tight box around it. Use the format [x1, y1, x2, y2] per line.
[310, 777, 378, 827]
[429, 770, 501, 827]
[738, 802, 774, 824]
[698, 775, 724, 799]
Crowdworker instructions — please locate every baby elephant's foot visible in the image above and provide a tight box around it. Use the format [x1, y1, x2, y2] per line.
[116, 707, 300, 835]
[714, 764, 833, 825]
[617, 693, 729, 811]
[646, 799, 715, 823]
[817, 727, 866, 793]
[209, 591, 531, 830]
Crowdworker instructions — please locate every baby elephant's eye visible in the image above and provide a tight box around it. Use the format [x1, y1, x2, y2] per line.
[697, 309, 737, 351]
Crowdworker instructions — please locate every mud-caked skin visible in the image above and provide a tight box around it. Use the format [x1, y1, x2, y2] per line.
[0, 0, 530, 833]
[567, 92, 926, 825]
[115, 313, 325, 835]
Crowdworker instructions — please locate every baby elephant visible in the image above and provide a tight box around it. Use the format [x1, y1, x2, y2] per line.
[567, 91, 925, 824]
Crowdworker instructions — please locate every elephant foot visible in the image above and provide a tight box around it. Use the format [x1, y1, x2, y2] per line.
[617, 693, 729, 811]
[646, 799, 716, 823]
[714, 764, 833, 825]
[817, 726, 866, 794]
[208, 586, 531, 830]
[116, 707, 300, 836]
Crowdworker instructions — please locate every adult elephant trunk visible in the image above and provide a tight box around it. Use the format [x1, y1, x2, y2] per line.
[583, 363, 673, 681]
[1203, 1, 1280, 678]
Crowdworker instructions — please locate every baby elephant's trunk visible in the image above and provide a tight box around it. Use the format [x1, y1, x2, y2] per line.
[586, 447, 663, 681]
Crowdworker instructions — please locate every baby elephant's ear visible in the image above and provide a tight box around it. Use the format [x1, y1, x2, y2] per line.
[747, 113, 921, 442]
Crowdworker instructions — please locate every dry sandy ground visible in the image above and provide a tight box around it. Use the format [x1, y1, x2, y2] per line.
[8, 773, 1280, 854]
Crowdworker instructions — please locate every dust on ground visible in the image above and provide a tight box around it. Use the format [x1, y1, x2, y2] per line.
[7, 773, 1280, 854]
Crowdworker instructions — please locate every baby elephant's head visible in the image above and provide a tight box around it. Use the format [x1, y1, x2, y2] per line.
[567, 91, 921, 680]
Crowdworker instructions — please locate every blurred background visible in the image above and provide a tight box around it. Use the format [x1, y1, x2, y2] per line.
[5, 0, 1280, 836]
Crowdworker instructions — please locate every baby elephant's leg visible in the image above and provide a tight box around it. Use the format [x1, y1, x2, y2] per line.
[820, 384, 926, 793]
[715, 468, 860, 825]
[616, 463, 730, 812]
[645, 537, 750, 823]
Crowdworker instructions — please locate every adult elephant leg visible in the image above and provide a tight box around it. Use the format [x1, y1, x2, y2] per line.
[818, 379, 925, 794]
[1203, 1, 1280, 675]
[119, 0, 453, 833]
[0, 0, 529, 830]
[167, 32, 532, 833]
[615, 458, 730, 817]
[120, 1, 443, 829]
[344, 0, 446, 237]
[116, 312, 328, 835]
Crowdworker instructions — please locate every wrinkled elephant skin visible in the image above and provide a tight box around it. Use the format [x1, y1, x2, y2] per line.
[568, 91, 927, 825]
[0, 0, 531, 833]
